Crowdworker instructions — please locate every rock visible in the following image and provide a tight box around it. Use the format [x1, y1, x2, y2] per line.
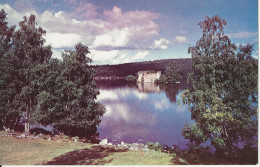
[99, 138, 108, 145]
[133, 143, 138, 146]
[129, 146, 135, 150]
[121, 142, 125, 146]
[107, 143, 112, 146]
[72, 136, 79, 143]
[137, 143, 144, 149]
[142, 148, 149, 151]
[142, 145, 149, 151]
[21, 134, 26, 138]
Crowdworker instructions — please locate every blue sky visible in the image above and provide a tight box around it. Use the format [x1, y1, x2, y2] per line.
[0, 0, 258, 64]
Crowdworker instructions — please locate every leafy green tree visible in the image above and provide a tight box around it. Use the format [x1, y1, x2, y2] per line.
[8, 15, 52, 133]
[125, 75, 137, 82]
[157, 74, 167, 84]
[0, 9, 19, 130]
[182, 15, 258, 157]
[164, 61, 182, 84]
[33, 43, 106, 137]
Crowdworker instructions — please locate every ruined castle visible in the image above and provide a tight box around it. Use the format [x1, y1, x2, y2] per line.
[137, 71, 161, 83]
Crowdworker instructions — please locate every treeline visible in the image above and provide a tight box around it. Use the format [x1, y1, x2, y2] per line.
[0, 10, 105, 137]
[91, 58, 192, 79]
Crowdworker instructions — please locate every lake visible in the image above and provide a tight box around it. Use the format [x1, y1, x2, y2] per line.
[96, 80, 192, 148]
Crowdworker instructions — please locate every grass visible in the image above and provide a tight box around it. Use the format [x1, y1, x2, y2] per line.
[0, 135, 187, 165]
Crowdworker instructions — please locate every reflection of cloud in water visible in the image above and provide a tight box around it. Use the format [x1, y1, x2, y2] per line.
[97, 84, 191, 147]
[103, 103, 130, 122]
[154, 99, 170, 111]
[176, 105, 188, 112]
[98, 88, 148, 101]
[101, 102, 157, 126]
[133, 91, 148, 99]
[97, 90, 118, 100]
[118, 89, 130, 97]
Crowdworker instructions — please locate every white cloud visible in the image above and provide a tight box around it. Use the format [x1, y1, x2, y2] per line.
[1, 3, 160, 64]
[174, 36, 187, 43]
[90, 50, 122, 62]
[227, 31, 258, 38]
[44, 33, 82, 49]
[132, 51, 150, 60]
[51, 49, 62, 59]
[92, 28, 130, 48]
[149, 38, 172, 50]
[89, 49, 150, 64]
[180, 30, 187, 34]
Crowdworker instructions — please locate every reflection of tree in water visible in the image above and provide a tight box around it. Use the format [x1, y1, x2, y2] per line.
[96, 80, 137, 89]
[160, 84, 181, 103]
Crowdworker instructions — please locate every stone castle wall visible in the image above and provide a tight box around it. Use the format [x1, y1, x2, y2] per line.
[137, 71, 161, 83]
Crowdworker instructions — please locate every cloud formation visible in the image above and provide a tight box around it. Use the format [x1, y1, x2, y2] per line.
[149, 38, 172, 50]
[44, 33, 82, 49]
[1, 3, 161, 64]
[227, 31, 258, 39]
[89, 50, 150, 64]
[174, 36, 187, 43]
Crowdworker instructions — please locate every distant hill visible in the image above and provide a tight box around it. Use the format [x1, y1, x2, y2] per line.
[91, 58, 192, 79]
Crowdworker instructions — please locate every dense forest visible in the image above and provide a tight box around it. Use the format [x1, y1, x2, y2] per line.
[91, 58, 192, 79]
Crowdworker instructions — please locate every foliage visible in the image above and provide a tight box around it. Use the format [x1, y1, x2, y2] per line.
[182, 15, 258, 158]
[0, 11, 52, 132]
[125, 75, 137, 82]
[146, 141, 162, 151]
[157, 74, 167, 84]
[0, 10, 105, 137]
[33, 43, 106, 137]
[0, 9, 17, 130]
[164, 61, 182, 83]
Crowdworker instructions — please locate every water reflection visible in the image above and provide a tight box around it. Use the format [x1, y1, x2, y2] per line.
[137, 82, 161, 93]
[97, 81, 191, 148]
[160, 84, 181, 103]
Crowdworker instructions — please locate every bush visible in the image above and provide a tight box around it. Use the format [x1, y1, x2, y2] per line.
[146, 141, 162, 151]
[125, 75, 137, 82]
[157, 74, 167, 84]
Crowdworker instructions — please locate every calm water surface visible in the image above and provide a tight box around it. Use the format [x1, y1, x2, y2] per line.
[96, 80, 192, 148]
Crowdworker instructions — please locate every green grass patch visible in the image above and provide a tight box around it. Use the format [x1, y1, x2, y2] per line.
[0, 136, 186, 165]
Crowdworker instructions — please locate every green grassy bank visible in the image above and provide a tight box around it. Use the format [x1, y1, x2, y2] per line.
[0, 135, 187, 165]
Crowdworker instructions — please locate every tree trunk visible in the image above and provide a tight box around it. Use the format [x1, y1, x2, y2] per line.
[24, 112, 30, 133]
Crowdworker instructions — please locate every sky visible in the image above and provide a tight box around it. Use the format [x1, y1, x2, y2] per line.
[0, 0, 258, 65]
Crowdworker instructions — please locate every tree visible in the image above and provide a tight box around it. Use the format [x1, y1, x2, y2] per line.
[157, 74, 167, 84]
[164, 61, 182, 84]
[33, 43, 106, 137]
[182, 15, 258, 158]
[9, 15, 52, 133]
[0, 9, 19, 130]
[125, 75, 137, 82]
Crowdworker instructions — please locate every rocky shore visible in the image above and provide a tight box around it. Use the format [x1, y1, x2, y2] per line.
[99, 138, 150, 151]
